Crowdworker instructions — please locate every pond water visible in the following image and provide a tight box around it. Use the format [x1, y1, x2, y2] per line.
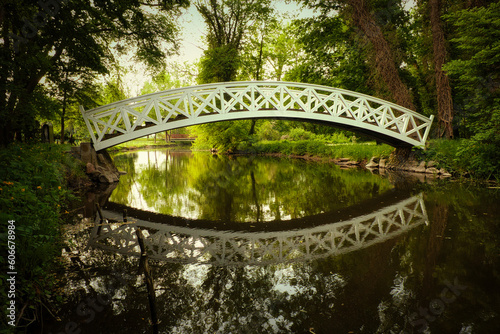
[41, 150, 500, 334]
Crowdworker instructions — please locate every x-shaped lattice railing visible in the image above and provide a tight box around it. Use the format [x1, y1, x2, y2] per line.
[81, 82, 434, 150]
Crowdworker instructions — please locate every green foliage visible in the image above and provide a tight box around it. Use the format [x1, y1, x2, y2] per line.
[418, 139, 500, 180]
[288, 128, 313, 141]
[455, 137, 500, 180]
[196, 0, 273, 83]
[239, 19, 302, 81]
[328, 143, 394, 161]
[285, 15, 373, 93]
[1, 0, 189, 144]
[0, 144, 78, 329]
[141, 62, 197, 94]
[198, 45, 241, 83]
[195, 0, 274, 150]
[441, 2, 500, 179]
[272, 126, 353, 145]
[99, 77, 129, 106]
[255, 120, 281, 141]
[444, 2, 500, 137]
[192, 120, 253, 153]
[290, 0, 417, 101]
[420, 139, 461, 170]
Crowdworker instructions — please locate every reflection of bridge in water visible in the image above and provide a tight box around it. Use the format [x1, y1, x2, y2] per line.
[89, 193, 427, 266]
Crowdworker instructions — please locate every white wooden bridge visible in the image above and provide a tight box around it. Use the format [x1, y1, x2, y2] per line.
[88, 193, 428, 266]
[80, 81, 434, 150]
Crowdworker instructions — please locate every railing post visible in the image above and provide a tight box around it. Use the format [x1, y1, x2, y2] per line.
[421, 114, 434, 145]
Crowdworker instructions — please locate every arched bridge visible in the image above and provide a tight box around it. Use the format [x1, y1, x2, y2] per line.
[80, 81, 434, 151]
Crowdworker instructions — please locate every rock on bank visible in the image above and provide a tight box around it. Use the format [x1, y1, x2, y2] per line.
[69, 142, 124, 183]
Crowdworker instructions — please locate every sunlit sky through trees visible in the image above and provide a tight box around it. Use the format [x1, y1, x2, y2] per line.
[123, 1, 316, 96]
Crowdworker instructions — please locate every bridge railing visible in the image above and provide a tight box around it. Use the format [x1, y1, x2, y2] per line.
[81, 81, 434, 150]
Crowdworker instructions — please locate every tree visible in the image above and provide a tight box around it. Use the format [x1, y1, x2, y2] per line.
[141, 62, 198, 95]
[238, 18, 302, 81]
[46, 59, 100, 143]
[193, 0, 272, 152]
[285, 14, 372, 93]
[264, 20, 303, 81]
[237, 19, 302, 137]
[346, 0, 415, 109]
[298, 0, 416, 109]
[238, 19, 271, 81]
[195, 0, 272, 83]
[443, 1, 500, 178]
[0, 0, 189, 145]
[425, 0, 454, 138]
[444, 1, 499, 139]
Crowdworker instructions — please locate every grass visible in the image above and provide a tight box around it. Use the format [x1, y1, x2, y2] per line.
[252, 138, 498, 181]
[108, 137, 191, 151]
[252, 140, 394, 161]
[328, 142, 395, 160]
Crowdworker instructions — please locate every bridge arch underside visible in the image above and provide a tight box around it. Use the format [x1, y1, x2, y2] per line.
[81, 82, 433, 151]
[101, 112, 416, 149]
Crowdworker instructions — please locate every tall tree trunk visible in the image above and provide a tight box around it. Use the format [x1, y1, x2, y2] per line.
[61, 70, 69, 144]
[347, 0, 415, 110]
[60, 108, 66, 144]
[255, 23, 265, 81]
[429, 0, 454, 138]
[61, 91, 67, 145]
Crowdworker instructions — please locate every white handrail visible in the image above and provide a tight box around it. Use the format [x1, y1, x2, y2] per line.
[81, 81, 434, 150]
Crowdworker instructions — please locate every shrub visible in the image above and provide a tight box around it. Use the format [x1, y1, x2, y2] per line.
[0, 144, 76, 329]
[288, 128, 314, 141]
[455, 137, 500, 180]
[256, 121, 281, 141]
[254, 140, 394, 160]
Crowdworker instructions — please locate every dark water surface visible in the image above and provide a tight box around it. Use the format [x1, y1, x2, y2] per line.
[43, 150, 499, 334]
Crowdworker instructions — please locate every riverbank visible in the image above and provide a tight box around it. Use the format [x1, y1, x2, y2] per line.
[247, 139, 499, 183]
[106, 138, 193, 152]
[107, 136, 499, 182]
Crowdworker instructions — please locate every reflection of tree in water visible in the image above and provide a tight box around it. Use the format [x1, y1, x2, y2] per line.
[54, 165, 500, 333]
[163, 232, 412, 334]
[55, 225, 197, 333]
[112, 151, 394, 222]
[109, 152, 139, 204]
[368, 185, 500, 333]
